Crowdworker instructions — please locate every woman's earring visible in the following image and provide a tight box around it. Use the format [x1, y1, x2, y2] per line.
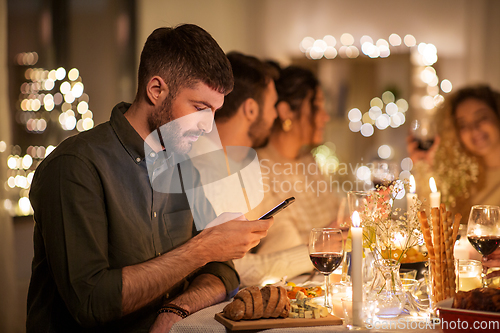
[282, 119, 292, 132]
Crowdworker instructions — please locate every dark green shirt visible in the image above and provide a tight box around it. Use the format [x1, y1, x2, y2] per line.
[27, 102, 239, 332]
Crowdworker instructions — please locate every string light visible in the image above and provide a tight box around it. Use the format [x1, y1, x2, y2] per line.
[8, 53, 96, 216]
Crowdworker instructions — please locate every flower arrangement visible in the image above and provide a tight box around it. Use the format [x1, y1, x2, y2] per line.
[359, 180, 424, 264]
[353, 180, 425, 318]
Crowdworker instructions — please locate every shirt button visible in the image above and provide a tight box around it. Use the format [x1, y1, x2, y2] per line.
[150, 152, 156, 158]
[153, 212, 157, 217]
[135, 157, 141, 163]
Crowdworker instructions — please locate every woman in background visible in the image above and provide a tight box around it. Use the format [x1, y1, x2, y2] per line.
[250, 65, 339, 255]
[408, 85, 500, 220]
[408, 84, 500, 276]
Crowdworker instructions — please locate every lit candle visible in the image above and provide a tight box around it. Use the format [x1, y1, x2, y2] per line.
[351, 211, 363, 326]
[429, 177, 441, 208]
[406, 175, 418, 212]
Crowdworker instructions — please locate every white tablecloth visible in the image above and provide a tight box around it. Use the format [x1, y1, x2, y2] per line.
[169, 301, 442, 333]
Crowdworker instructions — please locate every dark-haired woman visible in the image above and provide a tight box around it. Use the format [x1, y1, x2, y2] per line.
[250, 66, 340, 255]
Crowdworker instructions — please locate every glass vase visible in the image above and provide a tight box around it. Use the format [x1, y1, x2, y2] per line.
[367, 259, 405, 318]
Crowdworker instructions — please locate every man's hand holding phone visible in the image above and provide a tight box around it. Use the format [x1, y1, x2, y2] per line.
[195, 197, 295, 262]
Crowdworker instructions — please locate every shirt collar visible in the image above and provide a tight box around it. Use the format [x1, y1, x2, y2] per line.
[110, 102, 146, 163]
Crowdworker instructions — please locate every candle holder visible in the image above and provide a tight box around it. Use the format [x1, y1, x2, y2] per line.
[366, 259, 405, 318]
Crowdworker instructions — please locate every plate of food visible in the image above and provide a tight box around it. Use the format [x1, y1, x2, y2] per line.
[286, 282, 324, 300]
[437, 288, 500, 332]
[215, 285, 342, 330]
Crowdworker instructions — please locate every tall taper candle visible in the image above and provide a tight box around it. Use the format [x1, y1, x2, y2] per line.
[429, 177, 441, 208]
[406, 175, 418, 212]
[351, 211, 363, 326]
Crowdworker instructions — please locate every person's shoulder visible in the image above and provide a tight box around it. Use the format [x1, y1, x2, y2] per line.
[36, 122, 114, 172]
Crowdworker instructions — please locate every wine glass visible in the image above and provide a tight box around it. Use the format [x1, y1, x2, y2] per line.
[309, 228, 344, 311]
[347, 190, 376, 222]
[410, 119, 437, 151]
[371, 161, 398, 190]
[466, 205, 500, 287]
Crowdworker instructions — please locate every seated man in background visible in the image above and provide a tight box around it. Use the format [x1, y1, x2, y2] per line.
[27, 25, 272, 333]
[192, 52, 315, 287]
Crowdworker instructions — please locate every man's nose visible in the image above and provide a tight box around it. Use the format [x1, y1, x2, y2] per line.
[196, 109, 214, 133]
[198, 117, 213, 133]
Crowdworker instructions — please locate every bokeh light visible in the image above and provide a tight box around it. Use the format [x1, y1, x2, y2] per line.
[389, 33, 402, 46]
[68, 68, 79, 81]
[378, 145, 392, 159]
[340, 33, 354, 46]
[441, 79, 452, 93]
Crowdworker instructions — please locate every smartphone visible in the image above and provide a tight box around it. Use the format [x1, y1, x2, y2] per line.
[258, 197, 295, 220]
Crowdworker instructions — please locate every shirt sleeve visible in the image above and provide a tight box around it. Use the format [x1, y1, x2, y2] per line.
[194, 261, 240, 299]
[30, 154, 123, 327]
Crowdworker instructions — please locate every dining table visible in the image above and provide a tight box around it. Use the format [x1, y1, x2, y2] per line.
[169, 273, 443, 333]
[169, 300, 442, 333]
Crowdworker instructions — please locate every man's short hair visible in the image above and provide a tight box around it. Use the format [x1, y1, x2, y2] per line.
[137, 24, 234, 101]
[214, 52, 278, 122]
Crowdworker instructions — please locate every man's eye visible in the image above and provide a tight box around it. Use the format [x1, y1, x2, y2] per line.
[195, 106, 205, 111]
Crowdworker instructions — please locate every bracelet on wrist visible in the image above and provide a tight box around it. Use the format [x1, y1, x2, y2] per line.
[157, 304, 190, 319]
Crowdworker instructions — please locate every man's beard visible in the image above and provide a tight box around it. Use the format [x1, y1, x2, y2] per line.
[147, 98, 203, 155]
[248, 112, 271, 149]
[148, 97, 173, 133]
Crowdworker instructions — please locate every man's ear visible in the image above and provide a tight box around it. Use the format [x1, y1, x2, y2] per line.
[276, 101, 293, 121]
[242, 98, 259, 122]
[146, 76, 169, 106]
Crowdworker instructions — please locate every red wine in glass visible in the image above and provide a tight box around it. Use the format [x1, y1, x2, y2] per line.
[466, 205, 500, 287]
[411, 119, 436, 151]
[467, 235, 500, 256]
[309, 228, 344, 311]
[310, 252, 343, 274]
[417, 138, 435, 151]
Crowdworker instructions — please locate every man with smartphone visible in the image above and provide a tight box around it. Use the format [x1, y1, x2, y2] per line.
[27, 25, 273, 333]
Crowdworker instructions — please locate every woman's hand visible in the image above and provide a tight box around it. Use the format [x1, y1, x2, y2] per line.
[406, 135, 440, 166]
[482, 247, 500, 279]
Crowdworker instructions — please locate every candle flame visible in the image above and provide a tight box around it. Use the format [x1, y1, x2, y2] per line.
[429, 177, 437, 193]
[352, 211, 361, 228]
[410, 175, 416, 193]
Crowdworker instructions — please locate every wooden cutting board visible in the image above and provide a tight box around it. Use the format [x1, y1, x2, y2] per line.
[214, 312, 343, 331]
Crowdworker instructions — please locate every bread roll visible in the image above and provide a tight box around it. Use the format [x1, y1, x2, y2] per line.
[261, 286, 279, 318]
[234, 288, 253, 319]
[247, 286, 264, 319]
[222, 299, 245, 321]
[270, 286, 287, 318]
[222, 286, 291, 321]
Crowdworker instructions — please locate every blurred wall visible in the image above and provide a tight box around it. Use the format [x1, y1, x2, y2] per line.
[136, 0, 500, 175]
[0, 0, 19, 332]
[137, 0, 500, 91]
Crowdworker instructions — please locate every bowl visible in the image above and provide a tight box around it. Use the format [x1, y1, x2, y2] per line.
[437, 298, 500, 332]
[400, 261, 427, 280]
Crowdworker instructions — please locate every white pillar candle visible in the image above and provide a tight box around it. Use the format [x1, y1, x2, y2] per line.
[351, 212, 363, 326]
[429, 177, 441, 208]
[406, 175, 418, 211]
[332, 292, 347, 318]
